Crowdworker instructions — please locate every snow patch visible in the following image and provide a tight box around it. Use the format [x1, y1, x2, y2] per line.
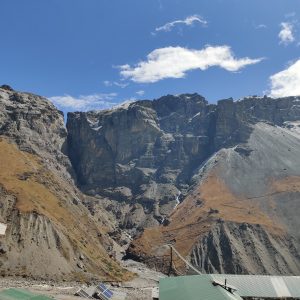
[91, 126, 102, 131]
[112, 100, 134, 110]
[191, 112, 201, 120]
[87, 118, 99, 126]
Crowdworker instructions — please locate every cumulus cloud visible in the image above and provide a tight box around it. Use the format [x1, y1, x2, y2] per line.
[49, 93, 118, 111]
[279, 22, 295, 45]
[154, 15, 207, 33]
[268, 59, 300, 97]
[119, 45, 263, 83]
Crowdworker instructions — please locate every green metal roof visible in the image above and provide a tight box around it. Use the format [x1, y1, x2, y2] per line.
[160, 275, 300, 300]
[159, 275, 243, 300]
[211, 274, 300, 298]
[0, 289, 53, 300]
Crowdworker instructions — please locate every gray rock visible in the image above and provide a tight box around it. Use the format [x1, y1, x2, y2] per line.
[190, 221, 300, 275]
[77, 262, 85, 269]
[67, 93, 300, 275]
[0, 87, 126, 281]
[67, 94, 300, 233]
[0, 85, 14, 91]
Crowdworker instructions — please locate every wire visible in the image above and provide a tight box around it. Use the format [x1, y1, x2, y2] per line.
[167, 244, 202, 275]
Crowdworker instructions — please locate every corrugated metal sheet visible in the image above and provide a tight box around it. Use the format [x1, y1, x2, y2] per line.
[160, 275, 300, 300]
[159, 275, 243, 300]
[211, 274, 300, 298]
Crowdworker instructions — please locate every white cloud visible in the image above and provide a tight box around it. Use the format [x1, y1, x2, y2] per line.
[103, 80, 129, 88]
[279, 22, 295, 45]
[103, 80, 112, 87]
[114, 82, 129, 88]
[268, 59, 300, 97]
[285, 12, 296, 18]
[49, 93, 118, 111]
[157, 0, 163, 10]
[136, 90, 145, 96]
[255, 24, 267, 29]
[119, 45, 263, 83]
[155, 15, 207, 33]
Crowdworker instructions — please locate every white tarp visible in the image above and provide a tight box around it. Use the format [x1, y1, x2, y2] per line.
[0, 223, 7, 235]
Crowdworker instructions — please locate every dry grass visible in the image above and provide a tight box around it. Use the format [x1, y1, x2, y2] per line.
[271, 176, 300, 192]
[0, 137, 133, 281]
[195, 174, 281, 230]
[131, 171, 285, 268]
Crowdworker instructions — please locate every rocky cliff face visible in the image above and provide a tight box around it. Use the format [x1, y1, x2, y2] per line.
[67, 94, 220, 229]
[67, 92, 300, 275]
[67, 95, 300, 222]
[0, 86, 130, 281]
[3, 85, 298, 277]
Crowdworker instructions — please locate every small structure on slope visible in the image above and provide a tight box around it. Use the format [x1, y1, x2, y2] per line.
[76, 283, 126, 300]
[0, 223, 7, 236]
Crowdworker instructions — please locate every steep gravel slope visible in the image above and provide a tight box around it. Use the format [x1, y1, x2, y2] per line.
[0, 86, 131, 281]
[127, 122, 300, 275]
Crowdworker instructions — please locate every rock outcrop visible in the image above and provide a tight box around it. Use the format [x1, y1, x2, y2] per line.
[67, 93, 300, 275]
[0, 86, 131, 281]
[2, 85, 299, 277]
[190, 221, 300, 275]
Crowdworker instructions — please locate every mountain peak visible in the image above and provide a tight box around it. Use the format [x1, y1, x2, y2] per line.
[0, 84, 14, 91]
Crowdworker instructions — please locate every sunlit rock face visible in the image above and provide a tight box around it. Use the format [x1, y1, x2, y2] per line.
[0, 86, 130, 281]
[67, 93, 300, 237]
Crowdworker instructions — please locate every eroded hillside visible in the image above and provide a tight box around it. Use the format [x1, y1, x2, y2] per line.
[127, 122, 300, 274]
[67, 93, 300, 275]
[0, 86, 131, 281]
[2, 85, 299, 277]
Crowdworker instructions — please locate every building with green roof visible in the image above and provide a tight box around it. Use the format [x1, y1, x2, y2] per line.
[159, 275, 243, 300]
[159, 275, 300, 300]
[0, 289, 53, 300]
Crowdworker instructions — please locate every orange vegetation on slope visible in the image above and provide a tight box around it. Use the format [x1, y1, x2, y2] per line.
[131, 171, 284, 269]
[0, 137, 132, 281]
[271, 176, 300, 193]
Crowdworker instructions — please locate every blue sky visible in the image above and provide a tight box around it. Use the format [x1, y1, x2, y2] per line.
[1, 0, 300, 115]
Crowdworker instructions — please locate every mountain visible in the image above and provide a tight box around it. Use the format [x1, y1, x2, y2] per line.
[0, 85, 131, 281]
[1, 85, 299, 278]
[67, 93, 300, 275]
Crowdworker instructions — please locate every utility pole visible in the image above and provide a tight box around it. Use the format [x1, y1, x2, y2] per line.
[168, 245, 173, 276]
